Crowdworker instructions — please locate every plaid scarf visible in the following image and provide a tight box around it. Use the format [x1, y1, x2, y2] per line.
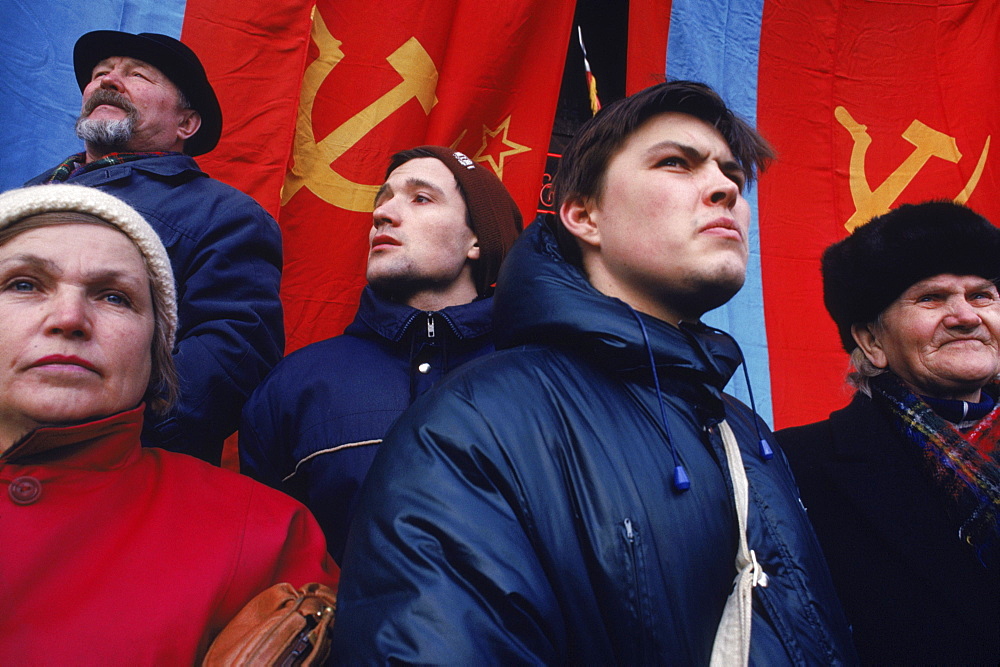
[45, 151, 180, 182]
[871, 373, 1000, 568]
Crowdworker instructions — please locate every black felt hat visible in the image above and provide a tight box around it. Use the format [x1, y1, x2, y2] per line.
[73, 30, 222, 156]
[822, 201, 1000, 352]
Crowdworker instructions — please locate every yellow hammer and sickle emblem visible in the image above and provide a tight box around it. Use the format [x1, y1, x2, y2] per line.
[835, 106, 991, 231]
[281, 11, 439, 212]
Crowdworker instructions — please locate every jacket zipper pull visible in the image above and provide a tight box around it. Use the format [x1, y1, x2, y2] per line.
[426, 313, 436, 339]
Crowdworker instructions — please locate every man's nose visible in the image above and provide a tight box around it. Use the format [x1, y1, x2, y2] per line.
[372, 199, 400, 228]
[99, 69, 124, 92]
[705, 165, 740, 209]
[945, 298, 982, 328]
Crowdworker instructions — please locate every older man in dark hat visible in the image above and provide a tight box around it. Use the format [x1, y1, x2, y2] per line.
[239, 146, 522, 563]
[23, 31, 283, 464]
[777, 201, 1000, 665]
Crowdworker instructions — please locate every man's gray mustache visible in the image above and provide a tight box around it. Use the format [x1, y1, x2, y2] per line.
[84, 90, 138, 116]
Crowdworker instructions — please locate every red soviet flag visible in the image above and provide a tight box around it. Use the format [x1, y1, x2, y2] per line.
[278, 0, 576, 353]
[757, 0, 1000, 428]
[180, 0, 314, 215]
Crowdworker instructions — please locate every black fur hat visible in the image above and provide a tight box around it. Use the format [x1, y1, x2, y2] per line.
[822, 201, 1000, 352]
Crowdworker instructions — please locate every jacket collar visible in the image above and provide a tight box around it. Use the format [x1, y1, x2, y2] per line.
[113, 152, 203, 178]
[822, 394, 991, 600]
[1, 405, 144, 467]
[46, 152, 205, 183]
[492, 219, 743, 390]
[348, 285, 494, 344]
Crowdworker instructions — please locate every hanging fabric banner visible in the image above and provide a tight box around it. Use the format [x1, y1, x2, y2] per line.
[182, 1, 316, 215]
[277, 0, 576, 352]
[757, 0, 1000, 427]
[627, 0, 999, 428]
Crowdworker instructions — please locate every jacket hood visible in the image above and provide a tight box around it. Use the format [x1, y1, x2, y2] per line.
[493, 219, 743, 390]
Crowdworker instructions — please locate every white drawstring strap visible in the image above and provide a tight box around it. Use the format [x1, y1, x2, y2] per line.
[710, 420, 768, 667]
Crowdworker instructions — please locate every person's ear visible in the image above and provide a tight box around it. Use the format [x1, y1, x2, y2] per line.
[467, 237, 481, 261]
[852, 322, 888, 369]
[177, 109, 201, 142]
[559, 196, 600, 249]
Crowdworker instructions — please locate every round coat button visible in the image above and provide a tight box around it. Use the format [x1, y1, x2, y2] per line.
[417, 362, 432, 374]
[9, 476, 41, 505]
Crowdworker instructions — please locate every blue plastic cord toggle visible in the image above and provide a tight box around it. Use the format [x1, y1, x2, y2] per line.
[758, 438, 774, 460]
[673, 464, 691, 491]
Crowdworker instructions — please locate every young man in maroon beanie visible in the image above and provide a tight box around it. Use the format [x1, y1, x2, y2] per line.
[239, 146, 522, 563]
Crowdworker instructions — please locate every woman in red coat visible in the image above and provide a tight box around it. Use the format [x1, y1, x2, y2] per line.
[0, 184, 336, 664]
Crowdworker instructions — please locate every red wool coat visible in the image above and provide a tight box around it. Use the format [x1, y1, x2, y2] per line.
[0, 406, 337, 664]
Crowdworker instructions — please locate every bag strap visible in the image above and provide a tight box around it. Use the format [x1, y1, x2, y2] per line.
[710, 420, 769, 667]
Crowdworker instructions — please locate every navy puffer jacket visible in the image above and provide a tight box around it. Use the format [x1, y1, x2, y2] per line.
[240, 286, 496, 562]
[332, 220, 856, 664]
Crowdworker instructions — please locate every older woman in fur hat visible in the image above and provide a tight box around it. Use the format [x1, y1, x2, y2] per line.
[0, 185, 335, 663]
[777, 201, 1000, 665]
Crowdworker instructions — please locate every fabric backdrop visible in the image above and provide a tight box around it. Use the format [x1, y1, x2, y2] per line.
[2, 0, 997, 431]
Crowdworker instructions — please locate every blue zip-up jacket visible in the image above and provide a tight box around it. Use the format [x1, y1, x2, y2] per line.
[331, 221, 857, 664]
[26, 154, 284, 463]
[239, 286, 496, 562]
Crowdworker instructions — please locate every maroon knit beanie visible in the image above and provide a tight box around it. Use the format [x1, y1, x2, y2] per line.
[386, 145, 523, 296]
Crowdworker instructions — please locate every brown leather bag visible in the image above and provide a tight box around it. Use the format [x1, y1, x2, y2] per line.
[203, 582, 337, 666]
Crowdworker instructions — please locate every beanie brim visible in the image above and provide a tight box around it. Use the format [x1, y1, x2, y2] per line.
[0, 184, 177, 349]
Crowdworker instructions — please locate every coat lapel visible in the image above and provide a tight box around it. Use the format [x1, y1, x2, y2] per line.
[822, 398, 978, 607]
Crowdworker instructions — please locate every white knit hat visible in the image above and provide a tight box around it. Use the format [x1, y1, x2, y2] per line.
[0, 184, 177, 348]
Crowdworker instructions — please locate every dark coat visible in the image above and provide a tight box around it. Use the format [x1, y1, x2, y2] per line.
[27, 154, 284, 463]
[777, 393, 1000, 664]
[239, 286, 496, 562]
[331, 221, 856, 664]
